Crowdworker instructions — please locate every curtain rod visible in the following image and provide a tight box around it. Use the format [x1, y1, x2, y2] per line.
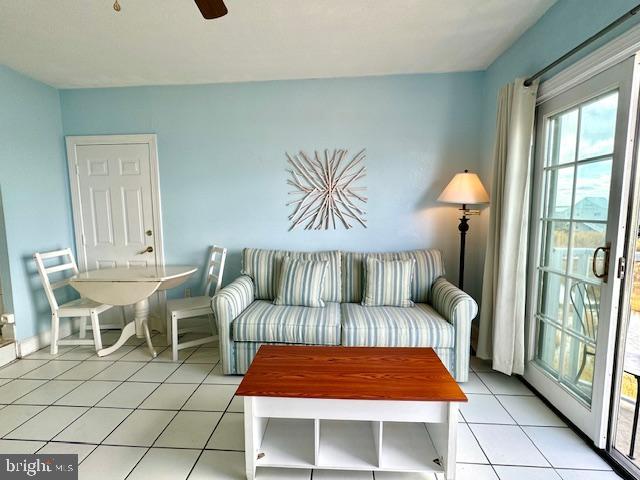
[524, 3, 640, 87]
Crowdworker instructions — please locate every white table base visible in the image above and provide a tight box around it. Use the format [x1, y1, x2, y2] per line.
[97, 298, 157, 358]
[244, 396, 459, 480]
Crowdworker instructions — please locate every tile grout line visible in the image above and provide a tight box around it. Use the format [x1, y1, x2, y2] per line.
[4, 336, 178, 451]
[0, 348, 87, 438]
[1, 343, 156, 439]
[71, 342, 191, 468]
[114, 341, 219, 479]
[465, 365, 501, 479]
[477, 366, 570, 472]
[473, 366, 570, 470]
[161, 356, 225, 480]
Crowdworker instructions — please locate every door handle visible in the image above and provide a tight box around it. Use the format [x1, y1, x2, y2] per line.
[592, 243, 611, 282]
[138, 246, 154, 254]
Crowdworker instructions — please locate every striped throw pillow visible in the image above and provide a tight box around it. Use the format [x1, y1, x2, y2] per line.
[241, 248, 342, 302]
[274, 258, 328, 307]
[362, 257, 415, 307]
[342, 249, 444, 303]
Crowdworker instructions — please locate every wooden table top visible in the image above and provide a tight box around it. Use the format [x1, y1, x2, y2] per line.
[236, 345, 467, 402]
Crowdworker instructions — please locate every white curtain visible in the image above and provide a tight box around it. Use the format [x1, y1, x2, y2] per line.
[477, 78, 538, 376]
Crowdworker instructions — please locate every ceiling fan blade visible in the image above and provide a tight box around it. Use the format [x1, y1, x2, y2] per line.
[194, 0, 228, 19]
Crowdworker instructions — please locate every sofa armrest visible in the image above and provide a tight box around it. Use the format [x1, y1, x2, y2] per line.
[211, 275, 255, 374]
[430, 277, 478, 382]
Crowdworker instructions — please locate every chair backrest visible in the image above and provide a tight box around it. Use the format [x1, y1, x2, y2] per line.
[202, 245, 227, 298]
[569, 281, 599, 341]
[33, 248, 79, 312]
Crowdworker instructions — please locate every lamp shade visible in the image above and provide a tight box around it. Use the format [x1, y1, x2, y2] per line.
[438, 170, 489, 205]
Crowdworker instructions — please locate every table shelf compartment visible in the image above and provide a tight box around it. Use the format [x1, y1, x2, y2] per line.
[254, 417, 446, 474]
[316, 419, 379, 470]
[379, 421, 442, 472]
[257, 418, 315, 468]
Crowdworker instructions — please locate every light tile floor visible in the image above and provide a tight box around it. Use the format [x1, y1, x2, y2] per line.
[0, 335, 625, 479]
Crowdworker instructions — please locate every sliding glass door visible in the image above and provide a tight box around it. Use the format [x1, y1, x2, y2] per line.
[526, 55, 639, 446]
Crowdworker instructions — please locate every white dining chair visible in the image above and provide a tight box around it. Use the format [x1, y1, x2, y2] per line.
[166, 245, 227, 361]
[34, 248, 117, 354]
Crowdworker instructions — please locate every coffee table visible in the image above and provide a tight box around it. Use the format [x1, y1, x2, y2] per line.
[236, 345, 467, 480]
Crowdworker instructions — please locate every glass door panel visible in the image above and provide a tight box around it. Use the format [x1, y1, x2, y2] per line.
[527, 55, 638, 445]
[534, 91, 618, 405]
[611, 234, 640, 475]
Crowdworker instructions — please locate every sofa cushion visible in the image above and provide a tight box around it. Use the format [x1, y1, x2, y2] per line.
[341, 302, 454, 348]
[242, 248, 342, 302]
[232, 300, 341, 345]
[362, 258, 415, 307]
[342, 249, 444, 304]
[274, 258, 328, 307]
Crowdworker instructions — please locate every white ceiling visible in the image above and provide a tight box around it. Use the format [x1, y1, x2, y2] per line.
[0, 0, 555, 89]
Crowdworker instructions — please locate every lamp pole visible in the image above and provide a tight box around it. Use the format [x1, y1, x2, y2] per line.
[458, 204, 469, 290]
[437, 169, 489, 291]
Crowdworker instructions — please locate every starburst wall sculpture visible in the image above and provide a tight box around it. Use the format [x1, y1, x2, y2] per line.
[286, 149, 367, 231]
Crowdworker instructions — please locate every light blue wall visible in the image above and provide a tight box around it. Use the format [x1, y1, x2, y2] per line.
[0, 66, 75, 341]
[482, 0, 640, 177]
[60, 73, 486, 300]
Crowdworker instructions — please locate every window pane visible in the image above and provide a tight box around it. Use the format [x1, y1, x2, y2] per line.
[541, 221, 569, 272]
[569, 223, 606, 280]
[560, 334, 595, 402]
[573, 159, 611, 221]
[539, 271, 566, 322]
[566, 280, 600, 339]
[545, 166, 574, 218]
[546, 108, 578, 167]
[537, 320, 561, 375]
[578, 92, 618, 160]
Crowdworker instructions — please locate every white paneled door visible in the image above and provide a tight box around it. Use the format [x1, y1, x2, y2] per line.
[66, 135, 163, 271]
[66, 135, 165, 326]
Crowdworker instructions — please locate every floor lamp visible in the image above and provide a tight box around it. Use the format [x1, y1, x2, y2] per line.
[438, 170, 489, 290]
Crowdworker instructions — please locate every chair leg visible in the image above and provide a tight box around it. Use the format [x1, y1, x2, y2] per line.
[574, 349, 588, 384]
[79, 316, 88, 339]
[50, 313, 60, 355]
[172, 313, 179, 362]
[141, 318, 156, 358]
[90, 311, 103, 351]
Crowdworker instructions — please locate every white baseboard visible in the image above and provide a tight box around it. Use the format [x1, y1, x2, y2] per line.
[16, 318, 79, 358]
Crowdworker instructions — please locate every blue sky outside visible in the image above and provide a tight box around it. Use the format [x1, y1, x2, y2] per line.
[549, 91, 617, 218]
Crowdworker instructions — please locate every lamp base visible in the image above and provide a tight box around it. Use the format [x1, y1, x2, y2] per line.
[458, 214, 469, 290]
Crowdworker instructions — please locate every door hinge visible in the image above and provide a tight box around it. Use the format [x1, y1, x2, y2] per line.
[617, 257, 626, 279]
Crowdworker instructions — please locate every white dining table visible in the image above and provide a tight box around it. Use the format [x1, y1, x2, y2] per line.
[70, 265, 198, 358]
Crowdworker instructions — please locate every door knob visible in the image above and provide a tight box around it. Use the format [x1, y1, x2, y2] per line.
[138, 246, 154, 254]
[146, 230, 153, 236]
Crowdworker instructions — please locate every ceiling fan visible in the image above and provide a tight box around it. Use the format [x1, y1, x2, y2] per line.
[112, 0, 228, 19]
[193, 0, 228, 19]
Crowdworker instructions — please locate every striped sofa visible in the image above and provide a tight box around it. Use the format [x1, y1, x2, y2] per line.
[211, 248, 478, 382]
